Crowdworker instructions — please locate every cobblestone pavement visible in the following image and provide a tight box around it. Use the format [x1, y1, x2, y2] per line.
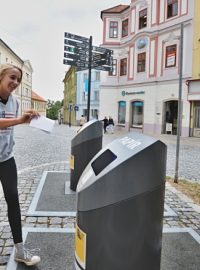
[0, 123, 199, 267]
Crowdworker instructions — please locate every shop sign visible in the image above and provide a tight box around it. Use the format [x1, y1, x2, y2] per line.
[121, 90, 145, 96]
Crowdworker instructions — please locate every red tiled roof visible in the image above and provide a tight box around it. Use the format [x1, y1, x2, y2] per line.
[101, 4, 130, 18]
[32, 91, 46, 102]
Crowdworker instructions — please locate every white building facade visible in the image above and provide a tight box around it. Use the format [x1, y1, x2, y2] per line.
[100, 0, 194, 136]
[0, 39, 33, 116]
[76, 69, 101, 120]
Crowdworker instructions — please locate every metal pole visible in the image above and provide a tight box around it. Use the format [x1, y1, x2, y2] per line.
[69, 103, 72, 128]
[174, 23, 184, 183]
[87, 36, 92, 122]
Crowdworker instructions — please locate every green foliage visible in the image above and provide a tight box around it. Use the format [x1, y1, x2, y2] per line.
[46, 99, 63, 120]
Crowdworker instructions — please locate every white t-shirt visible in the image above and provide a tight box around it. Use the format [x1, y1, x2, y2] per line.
[0, 95, 18, 162]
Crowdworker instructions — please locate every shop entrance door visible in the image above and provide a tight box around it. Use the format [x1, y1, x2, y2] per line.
[193, 102, 200, 137]
[163, 100, 178, 135]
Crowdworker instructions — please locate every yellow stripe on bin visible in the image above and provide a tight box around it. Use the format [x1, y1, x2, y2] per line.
[70, 155, 74, 170]
[75, 224, 86, 269]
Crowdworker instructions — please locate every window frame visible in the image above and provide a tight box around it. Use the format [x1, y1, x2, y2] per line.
[122, 19, 129, 38]
[118, 101, 126, 124]
[131, 101, 144, 128]
[120, 58, 127, 76]
[109, 59, 117, 76]
[83, 73, 88, 82]
[137, 52, 146, 73]
[109, 21, 118, 38]
[94, 90, 99, 101]
[139, 8, 147, 30]
[167, 0, 178, 19]
[95, 71, 100, 81]
[165, 44, 177, 68]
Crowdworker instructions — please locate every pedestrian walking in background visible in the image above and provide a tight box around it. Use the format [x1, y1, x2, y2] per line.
[79, 115, 86, 126]
[102, 116, 108, 133]
[0, 64, 41, 266]
[107, 116, 115, 134]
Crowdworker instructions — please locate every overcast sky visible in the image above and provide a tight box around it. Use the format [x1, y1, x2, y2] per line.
[0, 0, 130, 101]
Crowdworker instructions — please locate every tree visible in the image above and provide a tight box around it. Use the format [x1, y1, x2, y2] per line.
[46, 99, 63, 120]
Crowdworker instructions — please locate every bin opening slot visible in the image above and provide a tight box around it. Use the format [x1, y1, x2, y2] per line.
[91, 149, 117, 176]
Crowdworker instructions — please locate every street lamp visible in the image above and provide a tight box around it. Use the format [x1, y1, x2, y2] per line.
[69, 101, 72, 128]
[174, 23, 184, 184]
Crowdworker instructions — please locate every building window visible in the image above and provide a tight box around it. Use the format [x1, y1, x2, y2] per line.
[83, 73, 88, 82]
[139, 8, 147, 29]
[82, 92, 86, 101]
[91, 109, 98, 119]
[137, 52, 146, 72]
[131, 101, 143, 127]
[118, 101, 126, 124]
[26, 73, 29, 81]
[109, 59, 117, 76]
[122, 19, 128, 37]
[95, 71, 100, 81]
[167, 0, 178, 18]
[109, 21, 118, 38]
[94, 91, 99, 101]
[120, 58, 127, 76]
[165, 44, 177, 68]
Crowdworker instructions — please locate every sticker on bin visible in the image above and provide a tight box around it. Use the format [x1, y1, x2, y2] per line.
[119, 137, 141, 149]
[75, 224, 86, 269]
[70, 155, 74, 170]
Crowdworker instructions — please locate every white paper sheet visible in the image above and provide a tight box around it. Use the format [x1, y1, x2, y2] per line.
[29, 116, 55, 133]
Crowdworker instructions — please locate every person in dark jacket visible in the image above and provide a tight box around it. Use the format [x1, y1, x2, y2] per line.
[108, 116, 114, 134]
[102, 116, 108, 133]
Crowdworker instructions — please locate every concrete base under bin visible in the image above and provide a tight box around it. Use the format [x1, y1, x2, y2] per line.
[6, 227, 200, 270]
[27, 171, 76, 217]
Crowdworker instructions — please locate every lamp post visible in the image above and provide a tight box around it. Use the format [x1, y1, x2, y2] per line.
[86, 36, 92, 122]
[174, 23, 184, 184]
[69, 101, 72, 128]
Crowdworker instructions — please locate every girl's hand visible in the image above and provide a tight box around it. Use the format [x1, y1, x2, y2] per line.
[19, 110, 40, 124]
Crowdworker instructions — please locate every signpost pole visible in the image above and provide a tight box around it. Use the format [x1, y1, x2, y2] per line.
[87, 36, 92, 122]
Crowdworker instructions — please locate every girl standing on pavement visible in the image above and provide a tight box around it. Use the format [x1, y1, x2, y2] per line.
[0, 64, 41, 266]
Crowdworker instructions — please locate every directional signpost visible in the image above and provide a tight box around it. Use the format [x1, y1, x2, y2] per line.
[63, 32, 113, 121]
[63, 59, 89, 68]
[64, 53, 89, 62]
[64, 46, 89, 55]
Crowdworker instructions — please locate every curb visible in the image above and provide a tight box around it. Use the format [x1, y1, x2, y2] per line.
[166, 182, 200, 213]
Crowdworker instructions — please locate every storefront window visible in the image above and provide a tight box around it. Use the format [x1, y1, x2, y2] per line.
[131, 101, 143, 127]
[118, 101, 126, 124]
[194, 102, 200, 128]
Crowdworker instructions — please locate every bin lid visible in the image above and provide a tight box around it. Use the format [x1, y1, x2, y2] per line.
[71, 120, 103, 146]
[77, 133, 167, 211]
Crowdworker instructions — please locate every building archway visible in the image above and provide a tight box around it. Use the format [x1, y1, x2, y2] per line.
[163, 100, 178, 135]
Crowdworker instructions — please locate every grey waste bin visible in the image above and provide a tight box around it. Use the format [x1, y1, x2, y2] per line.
[70, 119, 103, 191]
[74, 133, 167, 270]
